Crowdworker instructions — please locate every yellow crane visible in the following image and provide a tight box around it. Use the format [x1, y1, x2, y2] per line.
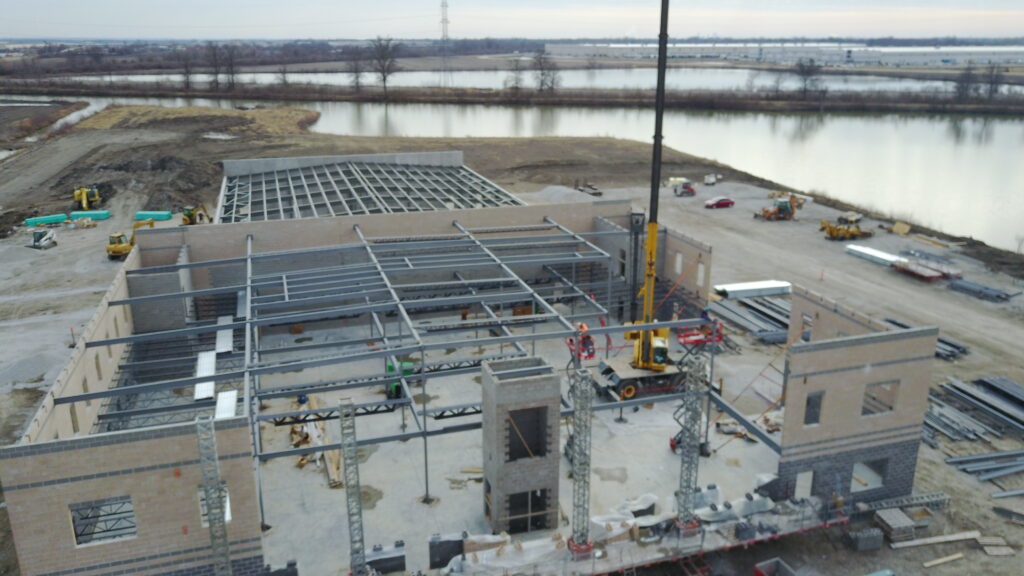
[106, 219, 154, 260]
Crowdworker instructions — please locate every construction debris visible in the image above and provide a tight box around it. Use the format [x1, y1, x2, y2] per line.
[921, 552, 963, 568]
[889, 530, 981, 549]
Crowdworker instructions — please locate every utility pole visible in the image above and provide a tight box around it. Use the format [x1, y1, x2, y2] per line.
[196, 416, 233, 576]
[339, 400, 368, 576]
[567, 369, 595, 559]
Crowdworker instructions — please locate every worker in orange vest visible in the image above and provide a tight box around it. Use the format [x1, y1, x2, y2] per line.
[579, 322, 595, 360]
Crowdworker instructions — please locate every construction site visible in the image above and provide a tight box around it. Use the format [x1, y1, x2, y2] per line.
[3, 11, 1024, 576]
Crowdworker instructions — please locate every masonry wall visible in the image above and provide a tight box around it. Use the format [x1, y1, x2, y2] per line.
[481, 358, 561, 534]
[19, 251, 139, 443]
[0, 417, 263, 576]
[773, 326, 937, 505]
[661, 229, 713, 306]
[787, 285, 889, 344]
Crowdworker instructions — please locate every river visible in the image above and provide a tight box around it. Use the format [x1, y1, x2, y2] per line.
[9, 93, 1024, 252]
[58, 66, 963, 94]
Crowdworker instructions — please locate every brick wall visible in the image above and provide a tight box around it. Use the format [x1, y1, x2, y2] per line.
[0, 417, 263, 576]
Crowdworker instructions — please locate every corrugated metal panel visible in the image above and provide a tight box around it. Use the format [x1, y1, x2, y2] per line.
[194, 350, 217, 400]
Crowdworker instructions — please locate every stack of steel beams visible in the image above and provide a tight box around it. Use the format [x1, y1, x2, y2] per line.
[948, 279, 1019, 303]
[708, 296, 790, 344]
[884, 318, 969, 361]
[924, 393, 1002, 442]
[942, 377, 1024, 433]
[947, 449, 1024, 487]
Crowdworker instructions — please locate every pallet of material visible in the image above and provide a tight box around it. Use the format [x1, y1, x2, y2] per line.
[875, 508, 916, 543]
[847, 244, 908, 267]
[889, 530, 981, 549]
[984, 545, 1016, 556]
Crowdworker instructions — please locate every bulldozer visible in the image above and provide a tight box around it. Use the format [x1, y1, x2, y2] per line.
[820, 218, 874, 241]
[106, 219, 154, 260]
[72, 185, 101, 210]
[181, 203, 210, 226]
[755, 194, 801, 221]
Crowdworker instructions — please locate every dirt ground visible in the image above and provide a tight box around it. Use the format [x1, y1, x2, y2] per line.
[0, 105, 1022, 575]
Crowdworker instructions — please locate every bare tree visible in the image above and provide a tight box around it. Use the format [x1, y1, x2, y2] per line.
[179, 50, 194, 91]
[792, 58, 822, 99]
[223, 45, 238, 91]
[504, 58, 525, 93]
[206, 42, 221, 91]
[346, 47, 365, 92]
[277, 65, 289, 87]
[533, 49, 559, 93]
[983, 64, 1004, 100]
[370, 37, 400, 99]
[953, 65, 978, 101]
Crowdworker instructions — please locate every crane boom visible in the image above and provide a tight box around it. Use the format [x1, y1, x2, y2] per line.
[628, 0, 672, 371]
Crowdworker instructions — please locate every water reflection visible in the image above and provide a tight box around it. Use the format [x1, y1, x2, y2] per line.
[5, 93, 1023, 250]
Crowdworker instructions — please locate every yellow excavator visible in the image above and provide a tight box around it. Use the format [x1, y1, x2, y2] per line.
[106, 219, 154, 260]
[73, 185, 101, 210]
[181, 203, 210, 226]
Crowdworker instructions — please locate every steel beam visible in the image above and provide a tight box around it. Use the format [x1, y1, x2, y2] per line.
[708, 391, 781, 453]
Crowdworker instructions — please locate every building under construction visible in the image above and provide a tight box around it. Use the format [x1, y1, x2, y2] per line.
[0, 152, 937, 576]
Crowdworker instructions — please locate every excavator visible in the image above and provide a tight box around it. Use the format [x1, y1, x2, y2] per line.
[106, 219, 154, 260]
[181, 203, 210, 226]
[73, 185, 101, 210]
[820, 218, 874, 241]
[754, 194, 801, 221]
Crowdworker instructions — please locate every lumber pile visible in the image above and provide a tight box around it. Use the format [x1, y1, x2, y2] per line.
[875, 508, 915, 543]
[889, 530, 981, 549]
[289, 394, 344, 488]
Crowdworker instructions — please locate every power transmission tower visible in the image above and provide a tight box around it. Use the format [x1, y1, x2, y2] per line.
[339, 400, 368, 576]
[440, 0, 451, 87]
[196, 416, 233, 576]
[567, 369, 594, 559]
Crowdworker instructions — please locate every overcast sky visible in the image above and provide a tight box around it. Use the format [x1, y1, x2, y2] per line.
[1, 1, 1021, 40]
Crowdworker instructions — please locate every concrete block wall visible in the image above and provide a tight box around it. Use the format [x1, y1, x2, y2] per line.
[772, 439, 920, 505]
[127, 272, 187, 334]
[481, 358, 561, 534]
[0, 417, 263, 576]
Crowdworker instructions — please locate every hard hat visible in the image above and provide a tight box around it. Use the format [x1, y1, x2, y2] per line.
[578, 322, 589, 331]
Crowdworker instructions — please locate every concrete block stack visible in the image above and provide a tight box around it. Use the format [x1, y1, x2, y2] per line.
[844, 528, 884, 551]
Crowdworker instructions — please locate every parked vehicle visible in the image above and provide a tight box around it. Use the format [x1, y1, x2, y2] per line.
[667, 177, 696, 197]
[704, 197, 735, 209]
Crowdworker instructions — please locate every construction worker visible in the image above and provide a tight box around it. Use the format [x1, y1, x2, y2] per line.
[579, 322, 595, 360]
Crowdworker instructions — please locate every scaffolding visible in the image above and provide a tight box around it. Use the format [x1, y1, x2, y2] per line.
[196, 416, 233, 576]
[339, 400, 368, 576]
